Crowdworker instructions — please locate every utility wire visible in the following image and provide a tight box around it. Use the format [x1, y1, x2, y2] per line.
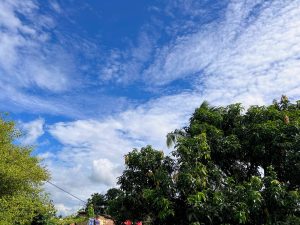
[46, 180, 87, 204]
[8, 156, 87, 205]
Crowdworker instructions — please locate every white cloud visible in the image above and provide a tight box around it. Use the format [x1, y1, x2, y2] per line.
[19, 118, 45, 145]
[49, 0, 62, 13]
[45, 92, 202, 215]
[99, 31, 155, 84]
[38, 151, 55, 160]
[0, 0, 76, 113]
[144, 0, 300, 104]
[91, 159, 121, 186]
[0, 0, 69, 89]
[53, 203, 81, 217]
[0, 82, 85, 118]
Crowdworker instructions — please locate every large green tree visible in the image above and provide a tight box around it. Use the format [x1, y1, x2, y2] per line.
[174, 96, 300, 225]
[113, 96, 299, 225]
[0, 115, 53, 225]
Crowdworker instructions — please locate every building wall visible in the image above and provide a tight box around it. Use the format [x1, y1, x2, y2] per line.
[99, 216, 115, 225]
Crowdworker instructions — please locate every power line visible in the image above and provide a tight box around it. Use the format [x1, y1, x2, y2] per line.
[8, 156, 87, 205]
[46, 180, 87, 204]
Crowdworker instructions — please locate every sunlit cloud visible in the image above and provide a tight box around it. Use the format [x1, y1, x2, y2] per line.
[19, 118, 45, 145]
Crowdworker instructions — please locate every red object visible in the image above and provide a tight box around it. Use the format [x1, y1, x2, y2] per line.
[136, 221, 142, 225]
[124, 220, 132, 225]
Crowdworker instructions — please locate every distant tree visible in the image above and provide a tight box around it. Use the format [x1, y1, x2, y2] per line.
[85, 188, 125, 223]
[0, 114, 53, 225]
[86, 193, 106, 215]
[87, 203, 95, 218]
[105, 188, 123, 202]
[105, 189, 126, 224]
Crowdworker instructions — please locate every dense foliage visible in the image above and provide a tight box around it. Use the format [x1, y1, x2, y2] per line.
[107, 96, 300, 225]
[85, 188, 123, 219]
[86, 193, 106, 215]
[0, 115, 54, 225]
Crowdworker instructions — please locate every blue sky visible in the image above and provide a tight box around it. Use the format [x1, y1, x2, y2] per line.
[1, 0, 300, 215]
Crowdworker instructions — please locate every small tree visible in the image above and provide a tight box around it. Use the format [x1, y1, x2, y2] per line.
[117, 146, 176, 224]
[87, 204, 95, 218]
[86, 193, 106, 215]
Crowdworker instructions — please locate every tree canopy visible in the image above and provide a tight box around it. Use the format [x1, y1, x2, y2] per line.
[107, 96, 300, 225]
[0, 115, 54, 225]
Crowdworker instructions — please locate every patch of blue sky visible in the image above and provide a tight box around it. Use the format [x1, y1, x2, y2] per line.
[37, 0, 229, 90]
[51, 0, 152, 48]
[33, 134, 63, 156]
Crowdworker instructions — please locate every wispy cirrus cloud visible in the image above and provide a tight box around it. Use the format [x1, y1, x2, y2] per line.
[0, 0, 135, 119]
[0, 0, 74, 91]
[144, 0, 300, 103]
[99, 31, 155, 84]
[19, 118, 45, 145]
[0, 0, 85, 117]
[98, 0, 300, 106]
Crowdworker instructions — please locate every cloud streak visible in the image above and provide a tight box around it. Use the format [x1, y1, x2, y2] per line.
[0, 0, 88, 117]
[0, 0, 73, 91]
[19, 118, 45, 145]
[144, 0, 300, 103]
